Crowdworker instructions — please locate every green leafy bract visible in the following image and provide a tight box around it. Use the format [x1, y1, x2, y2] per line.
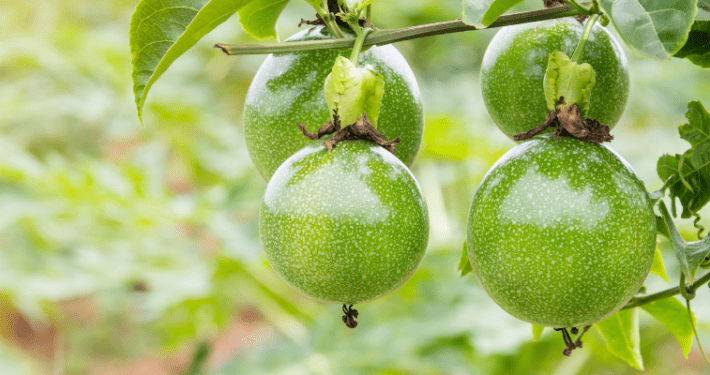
[657, 200, 710, 284]
[657, 101, 710, 218]
[543, 50, 596, 115]
[237, 0, 291, 40]
[324, 56, 385, 127]
[461, 0, 496, 28]
[650, 247, 669, 282]
[674, 21, 710, 68]
[600, 0, 697, 60]
[595, 309, 643, 370]
[640, 297, 695, 358]
[458, 241, 473, 277]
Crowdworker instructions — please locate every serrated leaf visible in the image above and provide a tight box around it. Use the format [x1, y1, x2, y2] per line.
[657, 101, 710, 218]
[481, 0, 525, 26]
[674, 21, 710, 67]
[461, 0, 496, 28]
[650, 247, 669, 282]
[658, 200, 710, 283]
[532, 324, 545, 341]
[130, 0, 255, 122]
[595, 309, 643, 370]
[237, 0, 291, 40]
[640, 297, 695, 358]
[600, 0, 697, 60]
[458, 241, 473, 277]
[324, 56, 385, 127]
[543, 50, 596, 115]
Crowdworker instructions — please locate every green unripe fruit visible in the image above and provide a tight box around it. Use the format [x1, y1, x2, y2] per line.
[480, 19, 630, 138]
[244, 26, 424, 181]
[260, 141, 429, 304]
[467, 135, 655, 327]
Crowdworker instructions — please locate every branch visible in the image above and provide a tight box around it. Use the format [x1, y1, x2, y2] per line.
[215, 4, 587, 55]
[621, 271, 710, 310]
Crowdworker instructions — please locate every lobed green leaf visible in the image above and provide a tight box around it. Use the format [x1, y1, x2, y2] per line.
[130, 0, 259, 122]
[600, 0, 697, 60]
[657, 101, 710, 218]
[658, 200, 710, 283]
[594, 309, 643, 370]
[458, 241, 473, 277]
[640, 297, 695, 358]
[674, 21, 710, 67]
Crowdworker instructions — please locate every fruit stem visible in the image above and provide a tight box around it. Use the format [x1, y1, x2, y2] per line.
[349, 27, 373, 64]
[570, 13, 600, 63]
[621, 270, 710, 310]
[214, 4, 588, 55]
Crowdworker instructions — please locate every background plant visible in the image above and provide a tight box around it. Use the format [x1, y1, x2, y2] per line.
[1, 0, 710, 374]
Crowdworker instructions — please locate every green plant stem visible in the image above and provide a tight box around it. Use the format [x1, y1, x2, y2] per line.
[349, 27, 372, 64]
[365, 4, 372, 28]
[562, 0, 591, 14]
[570, 13, 600, 63]
[622, 271, 710, 310]
[687, 299, 710, 365]
[323, 13, 346, 39]
[215, 4, 588, 55]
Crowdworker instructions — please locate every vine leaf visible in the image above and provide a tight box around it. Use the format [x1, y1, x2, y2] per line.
[640, 297, 695, 358]
[324, 56, 385, 127]
[543, 50, 596, 116]
[699, 0, 710, 20]
[461, 0, 496, 28]
[650, 247, 669, 282]
[130, 0, 258, 122]
[657, 101, 710, 218]
[481, 0, 525, 26]
[532, 324, 545, 341]
[458, 241, 473, 277]
[658, 200, 710, 284]
[599, 0, 697, 60]
[674, 21, 710, 68]
[237, 0, 291, 40]
[595, 309, 643, 370]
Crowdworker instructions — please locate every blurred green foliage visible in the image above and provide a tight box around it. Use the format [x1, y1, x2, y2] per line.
[2, 0, 710, 374]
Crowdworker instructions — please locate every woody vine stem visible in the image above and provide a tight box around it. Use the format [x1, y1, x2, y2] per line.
[215, 3, 593, 55]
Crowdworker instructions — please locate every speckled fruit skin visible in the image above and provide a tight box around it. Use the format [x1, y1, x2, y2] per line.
[244, 26, 424, 181]
[260, 140, 429, 304]
[467, 135, 655, 328]
[480, 18, 630, 139]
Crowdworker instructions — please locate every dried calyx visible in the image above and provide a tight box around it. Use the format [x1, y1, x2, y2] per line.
[298, 112, 401, 153]
[513, 97, 613, 145]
